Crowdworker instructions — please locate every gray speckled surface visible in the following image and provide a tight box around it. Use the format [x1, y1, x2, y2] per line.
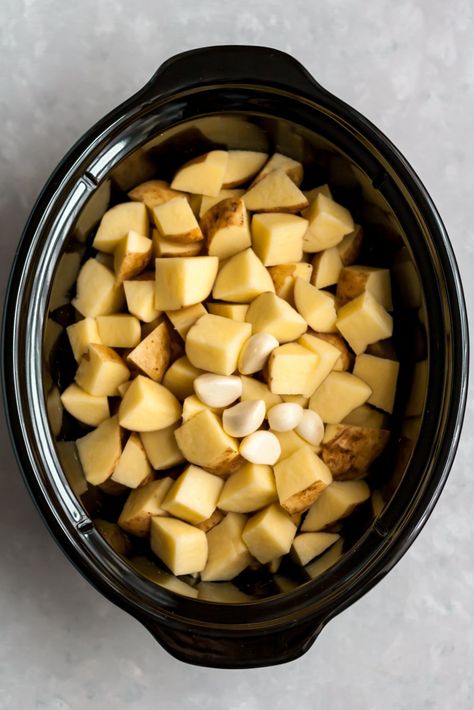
[1, 1, 473, 708]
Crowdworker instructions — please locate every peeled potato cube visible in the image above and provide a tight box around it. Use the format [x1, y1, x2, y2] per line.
[162, 356, 203, 401]
[118, 478, 173, 537]
[66, 317, 102, 362]
[309, 371, 372, 424]
[152, 229, 202, 257]
[94, 519, 131, 557]
[245, 292, 307, 343]
[291, 532, 340, 566]
[207, 302, 249, 321]
[274, 445, 332, 514]
[297, 333, 341, 390]
[218, 463, 277, 513]
[76, 415, 122, 485]
[140, 423, 184, 470]
[337, 225, 363, 265]
[310, 332, 352, 371]
[336, 291, 393, 355]
[267, 343, 320, 397]
[60, 383, 109, 427]
[273, 429, 312, 461]
[171, 150, 228, 197]
[321, 424, 390, 479]
[75, 343, 129, 396]
[161, 464, 224, 524]
[305, 537, 344, 578]
[294, 278, 337, 333]
[181, 394, 223, 421]
[242, 504, 296, 564]
[114, 231, 153, 281]
[303, 193, 354, 252]
[343, 404, 385, 429]
[72, 258, 124, 317]
[337, 265, 393, 310]
[251, 213, 307, 266]
[126, 319, 170, 382]
[186, 314, 251, 376]
[268, 262, 313, 306]
[128, 179, 184, 210]
[243, 170, 308, 213]
[155, 256, 218, 311]
[302, 480, 370, 531]
[118, 375, 181, 432]
[212, 248, 275, 303]
[201, 512, 252, 582]
[150, 517, 208, 575]
[240, 376, 282, 412]
[199, 189, 245, 217]
[252, 152, 303, 187]
[93, 202, 148, 253]
[111, 432, 152, 488]
[96, 314, 141, 348]
[166, 303, 207, 340]
[304, 184, 332, 202]
[200, 197, 251, 259]
[353, 354, 400, 413]
[124, 277, 161, 323]
[152, 196, 203, 244]
[174, 409, 241, 475]
[311, 247, 343, 288]
[222, 150, 268, 187]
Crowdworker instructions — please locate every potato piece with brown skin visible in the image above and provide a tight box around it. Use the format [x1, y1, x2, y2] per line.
[251, 152, 303, 187]
[174, 409, 242, 476]
[268, 262, 313, 306]
[126, 319, 171, 382]
[152, 229, 202, 258]
[152, 197, 203, 244]
[114, 231, 153, 281]
[337, 225, 363, 265]
[128, 180, 185, 210]
[200, 197, 251, 259]
[311, 332, 353, 371]
[171, 150, 229, 197]
[321, 424, 390, 479]
[118, 478, 173, 537]
[195, 508, 225, 533]
[199, 189, 245, 218]
[94, 519, 132, 557]
[337, 266, 393, 310]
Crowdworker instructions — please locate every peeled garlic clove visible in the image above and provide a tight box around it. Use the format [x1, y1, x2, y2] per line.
[267, 402, 304, 432]
[240, 430, 281, 465]
[295, 409, 324, 446]
[238, 333, 279, 375]
[194, 374, 242, 408]
[222, 399, 266, 438]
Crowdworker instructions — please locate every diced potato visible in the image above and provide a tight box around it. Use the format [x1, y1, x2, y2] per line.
[76, 415, 122, 485]
[303, 193, 354, 252]
[162, 356, 203, 401]
[336, 291, 393, 355]
[218, 463, 277, 513]
[126, 319, 170, 382]
[185, 314, 251, 376]
[273, 429, 312, 461]
[245, 292, 307, 343]
[311, 247, 343, 288]
[66, 318, 101, 362]
[297, 333, 341, 390]
[152, 196, 203, 244]
[118, 375, 181, 432]
[274, 445, 332, 514]
[240, 376, 282, 412]
[124, 277, 161, 323]
[252, 152, 303, 187]
[171, 150, 229, 197]
[291, 532, 340, 566]
[72, 258, 124, 317]
[305, 537, 344, 578]
[131, 556, 198, 598]
[96, 314, 141, 348]
[337, 265, 393, 310]
[140, 423, 185, 469]
[155, 256, 218, 311]
[267, 343, 320, 397]
[207, 302, 249, 321]
[310, 332, 352, 371]
[301, 480, 370, 531]
[242, 504, 296, 564]
[304, 184, 332, 202]
[200, 197, 251, 259]
[174, 409, 241, 475]
[181, 394, 223, 422]
[199, 189, 245, 218]
[93, 202, 148, 253]
[212, 248, 275, 303]
[150, 517, 208, 575]
[128, 179, 184, 210]
[75, 343, 129, 396]
[118, 478, 173, 536]
[166, 303, 207, 340]
[113, 231, 152, 282]
[162, 464, 224, 524]
[353, 354, 400, 413]
[243, 170, 308, 213]
[56, 441, 88, 497]
[309, 371, 372, 423]
[198, 582, 251, 602]
[94, 519, 132, 557]
[223, 150, 269, 188]
[201, 513, 252, 582]
[152, 229, 202, 257]
[195, 508, 225, 533]
[60, 383, 109, 427]
[268, 262, 313, 306]
[111, 432, 152, 488]
[251, 213, 307, 266]
[343, 404, 385, 429]
[294, 278, 337, 333]
[337, 225, 363, 265]
[321, 424, 390, 478]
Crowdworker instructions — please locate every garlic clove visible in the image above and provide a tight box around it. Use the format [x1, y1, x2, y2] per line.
[267, 402, 304, 432]
[194, 374, 242, 408]
[295, 409, 324, 446]
[222, 399, 266, 438]
[238, 333, 279, 375]
[240, 430, 281, 465]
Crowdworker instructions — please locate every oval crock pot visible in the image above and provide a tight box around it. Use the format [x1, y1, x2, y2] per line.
[1, 45, 469, 669]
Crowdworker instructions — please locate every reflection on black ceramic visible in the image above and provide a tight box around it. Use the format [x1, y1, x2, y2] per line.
[2, 46, 468, 668]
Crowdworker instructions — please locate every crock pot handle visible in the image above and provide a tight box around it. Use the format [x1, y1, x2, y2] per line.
[141, 45, 325, 99]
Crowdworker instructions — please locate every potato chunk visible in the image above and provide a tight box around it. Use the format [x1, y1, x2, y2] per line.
[93, 202, 148, 253]
[171, 150, 228, 196]
[252, 152, 303, 187]
[251, 213, 307, 266]
[174, 409, 241, 475]
[309, 371, 372, 423]
[212, 248, 275, 303]
[272, 429, 312, 461]
[128, 179, 184, 210]
[336, 291, 393, 355]
[76, 415, 122, 486]
[353, 354, 400, 413]
[150, 517, 208, 575]
[118, 477, 173, 537]
[297, 333, 341, 391]
[113, 231, 153, 281]
[242, 504, 296, 564]
[96, 314, 141, 348]
[268, 262, 313, 306]
[152, 229, 202, 257]
[291, 532, 340, 565]
[218, 463, 277, 513]
[304, 184, 332, 202]
[337, 265, 393, 310]
[199, 189, 245, 217]
[72, 258, 124, 317]
[66, 317, 102, 362]
[185, 314, 251, 376]
[124, 277, 161, 323]
[302, 193, 354, 252]
[245, 292, 307, 343]
[60, 383, 109, 427]
[294, 278, 337, 333]
[343, 404, 385, 429]
[118, 375, 181, 432]
[207, 302, 249, 321]
[267, 343, 320, 397]
[195, 508, 225, 533]
[111, 432, 152, 488]
[161, 464, 224, 524]
[75, 343, 129, 396]
[310, 332, 352, 371]
[152, 196, 203, 244]
[140, 423, 185, 470]
[243, 170, 308, 213]
[222, 150, 268, 187]
[321, 424, 390, 479]
[311, 247, 343, 288]
[155, 256, 218, 310]
[301, 480, 370, 531]
[126, 319, 170, 382]
[200, 198, 251, 259]
[337, 225, 363, 265]
[162, 356, 203, 401]
[274, 446, 332, 514]
[305, 537, 344, 578]
[240, 376, 282, 412]
[181, 394, 223, 422]
[201, 513, 252, 582]
[166, 303, 207, 340]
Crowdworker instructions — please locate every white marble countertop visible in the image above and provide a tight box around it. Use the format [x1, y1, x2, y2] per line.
[1, 1, 473, 708]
